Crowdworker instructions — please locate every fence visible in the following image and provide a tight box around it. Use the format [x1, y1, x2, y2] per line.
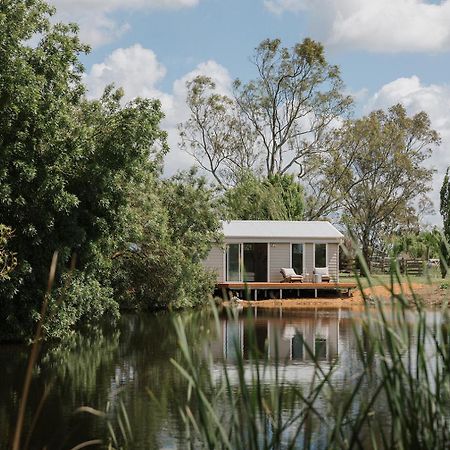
[341, 257, 425, 276]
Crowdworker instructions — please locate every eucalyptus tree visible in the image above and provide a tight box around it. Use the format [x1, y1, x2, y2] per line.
[179, 76, 258, 188]
[180, 38, 352, 187]
[320, 105, 438, 267]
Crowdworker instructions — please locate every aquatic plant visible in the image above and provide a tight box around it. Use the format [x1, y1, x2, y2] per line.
[173, 265, 450, 449]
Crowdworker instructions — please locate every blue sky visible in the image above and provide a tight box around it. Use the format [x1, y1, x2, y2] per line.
[78, 0, 450, 93]
[50, 0, 450, 224]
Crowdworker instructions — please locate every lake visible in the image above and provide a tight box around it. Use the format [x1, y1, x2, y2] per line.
[0, 306, 445, 449]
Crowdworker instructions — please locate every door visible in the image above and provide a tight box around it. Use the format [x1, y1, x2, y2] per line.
[243, 243, 268, 282]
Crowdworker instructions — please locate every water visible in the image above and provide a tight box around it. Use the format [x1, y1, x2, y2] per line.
[0, 306, 442, 449]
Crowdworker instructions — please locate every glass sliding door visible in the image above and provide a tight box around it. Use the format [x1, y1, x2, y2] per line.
[291, 243, 304, 275]
[243, 243, 268, 282]
[226, 243, 241, 281]
[226, 243, 269, 282]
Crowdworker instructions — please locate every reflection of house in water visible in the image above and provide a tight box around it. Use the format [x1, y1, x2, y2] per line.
[211, 311, 340, 364]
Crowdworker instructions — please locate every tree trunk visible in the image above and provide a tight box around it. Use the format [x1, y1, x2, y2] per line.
[360, 241, 371, 277]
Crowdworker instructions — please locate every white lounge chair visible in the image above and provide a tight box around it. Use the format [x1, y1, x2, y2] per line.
[280, 268, 303, 283]
[313, 267, 331, 282]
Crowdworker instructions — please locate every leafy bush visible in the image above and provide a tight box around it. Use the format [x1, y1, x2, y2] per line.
[44, 272, 119, 340]
[111, 170, 222, 310]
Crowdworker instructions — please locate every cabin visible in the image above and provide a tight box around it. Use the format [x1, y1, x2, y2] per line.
[203, 220, 355, 299]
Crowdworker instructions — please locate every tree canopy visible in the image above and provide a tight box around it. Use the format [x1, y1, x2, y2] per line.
[179, 38, 352, 187]
[327, 105, 438, 265]
[223, 173, 305, 221]
[0, 0, 220, 340]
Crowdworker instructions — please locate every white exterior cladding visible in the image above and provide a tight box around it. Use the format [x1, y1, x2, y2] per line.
[203, 220, 343, 283]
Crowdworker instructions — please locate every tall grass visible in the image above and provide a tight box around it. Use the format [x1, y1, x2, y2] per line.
[172, 266, 450, 449]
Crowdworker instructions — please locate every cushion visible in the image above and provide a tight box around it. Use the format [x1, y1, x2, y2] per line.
[314, 267, 329, 276]
[281, 268, 297, 277]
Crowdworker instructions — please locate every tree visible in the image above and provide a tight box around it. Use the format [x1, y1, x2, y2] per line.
[324, 105, 438, 268]
[440, 168, 450, 277]
[111, 170, 222, 309]
[0, 0, 167, 339]
[179, 76, 257, 188]
[390, 229, 442, 260]
[180, 38, 352, 186]
[223, 172, 305, 220]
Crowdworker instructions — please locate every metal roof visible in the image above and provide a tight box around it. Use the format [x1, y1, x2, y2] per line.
[221, 220, 344, 240]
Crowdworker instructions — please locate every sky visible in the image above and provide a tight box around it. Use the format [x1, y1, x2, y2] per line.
[49, 0, 450, 225]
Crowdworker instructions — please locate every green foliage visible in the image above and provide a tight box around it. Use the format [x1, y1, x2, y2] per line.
[0, 0, 169, 340]
[223, 172, 305, 220]
[0, 225, 17, 281]
[45, 272, 119, 340]
[440, 168, 450, 277]
[179, 76, 256, 188]
[111, 170, 222, 310]
[390, 229, 442, 259]
[320, 104, 438, 265]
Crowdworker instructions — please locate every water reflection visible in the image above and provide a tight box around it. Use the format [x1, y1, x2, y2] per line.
[0, 307, 437, 449]
[214, 309, 340, 364]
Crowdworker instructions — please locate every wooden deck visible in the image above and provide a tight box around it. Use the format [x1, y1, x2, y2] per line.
[216, 281, 357, 300]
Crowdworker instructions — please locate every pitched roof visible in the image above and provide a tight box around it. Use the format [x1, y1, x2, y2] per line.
[221, 220, 344, 240]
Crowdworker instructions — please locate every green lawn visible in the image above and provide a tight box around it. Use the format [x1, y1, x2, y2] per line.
[339, 268, 445, 289]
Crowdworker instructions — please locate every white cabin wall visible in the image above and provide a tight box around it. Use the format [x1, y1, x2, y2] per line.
[304, 243, 314, 282]
[327, 243, 339, 282]
[269, 243, 290, 282]
[203, 245, 224, 282]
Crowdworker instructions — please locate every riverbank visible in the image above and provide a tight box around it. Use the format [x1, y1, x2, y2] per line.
[225, 281, 449, 309]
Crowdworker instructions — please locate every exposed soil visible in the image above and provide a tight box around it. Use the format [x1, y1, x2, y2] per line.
[225, 282, 449, 309]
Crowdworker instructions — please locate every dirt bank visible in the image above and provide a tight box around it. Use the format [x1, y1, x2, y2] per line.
[226, 282, 448, 309]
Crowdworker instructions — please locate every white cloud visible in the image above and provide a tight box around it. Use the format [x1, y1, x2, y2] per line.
[264, 0, 450, 52]
[49, 0, 200, 47]
[85, 44, 168, 101]
[84, 44, 233, 175]
[364, 76, 450, 225]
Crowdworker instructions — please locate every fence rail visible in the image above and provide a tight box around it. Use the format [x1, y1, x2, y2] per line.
[341, 257, 426, 276]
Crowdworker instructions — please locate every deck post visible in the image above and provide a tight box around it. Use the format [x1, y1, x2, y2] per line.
[254, 289, 258, 301]
[315, 289, 317, 298]
[280, 289, 282, 299]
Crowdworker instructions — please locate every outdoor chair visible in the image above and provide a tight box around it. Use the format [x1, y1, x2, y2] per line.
[280, 268, 303, 283]
[313, 267, 331, 282]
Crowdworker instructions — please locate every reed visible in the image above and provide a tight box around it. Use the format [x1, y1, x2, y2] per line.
[172, 264, 450, 449]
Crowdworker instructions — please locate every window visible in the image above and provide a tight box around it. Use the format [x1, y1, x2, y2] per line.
[227, 244, 241, 281]
[292, 332, 304, 360]
[315, 337, 327, 360]
[291, 243, 304, 275]
[315, 244, 327, 268]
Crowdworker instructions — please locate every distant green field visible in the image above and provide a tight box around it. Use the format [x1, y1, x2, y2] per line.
[339, 268, 445, 289]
